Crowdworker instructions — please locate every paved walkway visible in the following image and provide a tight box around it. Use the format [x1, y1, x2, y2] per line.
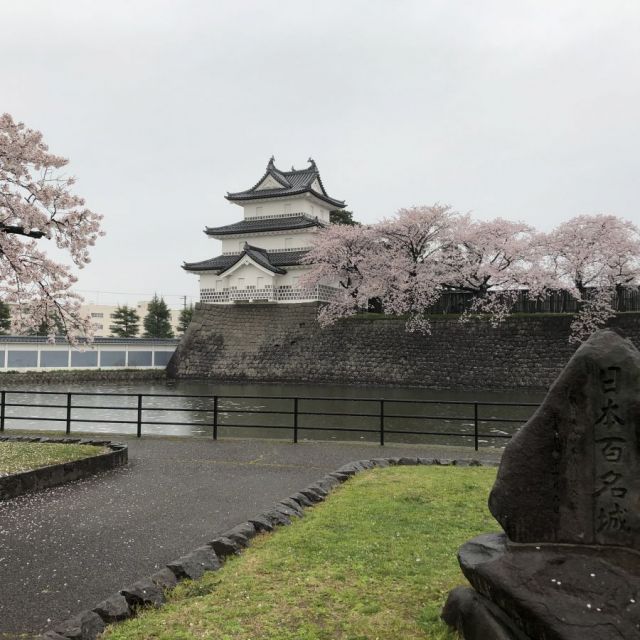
[0, 436, 502, 638]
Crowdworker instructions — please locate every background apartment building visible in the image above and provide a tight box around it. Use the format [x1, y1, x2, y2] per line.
[82, 302, 182, 337]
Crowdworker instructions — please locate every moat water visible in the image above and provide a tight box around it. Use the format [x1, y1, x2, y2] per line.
[0, 379, 545, 449]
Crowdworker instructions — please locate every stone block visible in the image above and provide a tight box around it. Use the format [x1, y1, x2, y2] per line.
[248, 514, 274, 532]
[209, 536, 242, 559]
[441, 586, 531, 640]
[52, 610, 105, 640]
[273, 502, 304, 518]
[278, 498, 304, 518]
[224, 521, 257, 542]
[289, 491, 314, 507]
[167, 546, 221, 580]
[299, 488, 325, 503]
[92, 593, 132, 623]
[120, 578, 165, 608]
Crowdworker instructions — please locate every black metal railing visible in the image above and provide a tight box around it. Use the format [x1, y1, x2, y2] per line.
[0, 390, 540, 450]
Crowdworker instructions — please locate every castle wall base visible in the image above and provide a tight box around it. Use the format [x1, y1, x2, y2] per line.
[167, 303, 640, 390]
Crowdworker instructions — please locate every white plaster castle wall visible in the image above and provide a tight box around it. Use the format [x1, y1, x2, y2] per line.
[226, 263, 275, 289]
[219, 230, 318, 254]
[199, 265, 315, 294]
[241, 197, 331, 222]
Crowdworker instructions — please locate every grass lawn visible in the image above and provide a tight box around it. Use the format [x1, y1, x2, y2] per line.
[104, 465, 497, 640]
[0, 441, 107, 476]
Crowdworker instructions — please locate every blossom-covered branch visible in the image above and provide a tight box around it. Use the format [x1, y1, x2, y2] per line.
[304, 205, 639, 343]
[0, 113, 103, 340]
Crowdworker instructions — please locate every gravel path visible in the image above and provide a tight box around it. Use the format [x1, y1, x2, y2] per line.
[0, 436, 501, 638]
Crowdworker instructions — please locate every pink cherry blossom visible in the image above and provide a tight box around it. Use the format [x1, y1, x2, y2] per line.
[305, 207, 639, 343]
[0, 113, 103, 341]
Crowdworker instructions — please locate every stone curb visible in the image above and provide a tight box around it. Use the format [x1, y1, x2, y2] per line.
[40, 455, 494, 639]
[0, 435, 128, 501]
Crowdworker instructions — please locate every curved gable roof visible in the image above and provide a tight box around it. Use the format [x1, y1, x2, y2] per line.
[225, 157, 346, 209]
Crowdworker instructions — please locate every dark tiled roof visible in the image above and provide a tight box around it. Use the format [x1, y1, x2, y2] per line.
[205, 215, 325, 237]
[183, 245, 309, 274]
[226, 157, 346, 209]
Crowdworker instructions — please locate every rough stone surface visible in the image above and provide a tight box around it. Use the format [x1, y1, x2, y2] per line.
[224, 522, 257, 542]
[299, 488, 325, 503]
[370, 458, 391, 467]
[248, 514, 275, 532]
[92, 594, 131, 623]
[52, 610, 105, 640]
[209, 536, 242, 558]
[458, 533, 640, 640]
[167, 546, 221, 580]
[120, 579, 165, 608]
[444, 330, 640, 640]
[260, 508, 292, 526]
[442, 586, 531, 640]
[289, 491, 314, 507]
[149, 567, 179, 590]
[490, 329, 640, 545]
[279, 497, 305, 516]
[0, 368, 165, 385]
[167, 302, 640, 389]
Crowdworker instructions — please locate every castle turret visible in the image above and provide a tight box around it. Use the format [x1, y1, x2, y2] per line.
[183, 157, 345, 303]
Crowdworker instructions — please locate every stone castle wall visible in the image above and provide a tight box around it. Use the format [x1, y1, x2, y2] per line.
[167, 303, 640, 390]
[0, 368, 166, 386]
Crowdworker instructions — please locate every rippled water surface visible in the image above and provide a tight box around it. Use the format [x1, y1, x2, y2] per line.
[0, 379, 546, 448]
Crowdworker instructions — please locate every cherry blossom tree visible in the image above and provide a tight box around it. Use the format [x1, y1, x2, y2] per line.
[301, 223, 379, 326]
[444, 216, 546, 326]
[305, 202, 640, 344]
[304, 205, 458, 332]
[540, 214, 640, 342]
[372, 205, 458, 332]
[0, 113, 103, 339]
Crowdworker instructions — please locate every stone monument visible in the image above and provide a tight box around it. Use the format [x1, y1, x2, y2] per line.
[442, 329, 640, 639]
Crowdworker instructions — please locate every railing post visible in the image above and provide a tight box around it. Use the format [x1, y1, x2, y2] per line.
[66, 392, 72, 435]
[0, 391, 5, 432]
[137, 394, 143, 438]
[379, 399, 385, 446]
[213, 395, 218, 441]
[293, 397, 298, 444]
[474, 403, 479, 451]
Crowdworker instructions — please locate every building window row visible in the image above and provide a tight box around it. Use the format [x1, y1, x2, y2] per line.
[0, 349, 175, 369]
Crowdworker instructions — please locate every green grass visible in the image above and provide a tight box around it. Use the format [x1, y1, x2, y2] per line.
[103, 466, 497, 640]
[0, 442, 107, 475]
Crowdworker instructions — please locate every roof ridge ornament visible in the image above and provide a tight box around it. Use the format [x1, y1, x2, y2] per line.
[225, 156, 346, 208]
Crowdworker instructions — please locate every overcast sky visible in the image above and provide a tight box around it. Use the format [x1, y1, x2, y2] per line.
[3, 0, 639, 307]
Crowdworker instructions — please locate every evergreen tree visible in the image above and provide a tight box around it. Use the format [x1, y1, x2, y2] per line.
[0, 301, 11, 335]
[28, 315, 64, 336]
[110, 305, 140, 337]
[330, 209, 360, 226]
[143, 295, 174, 338]
[177, 304, 194, 335]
